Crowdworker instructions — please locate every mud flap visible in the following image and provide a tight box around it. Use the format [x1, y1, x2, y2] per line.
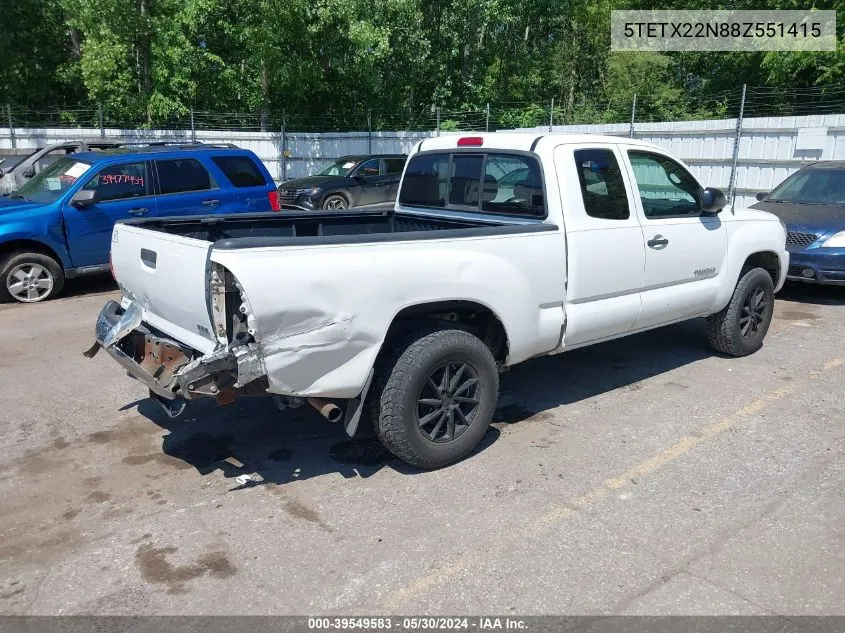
[342, 369, 374, 437]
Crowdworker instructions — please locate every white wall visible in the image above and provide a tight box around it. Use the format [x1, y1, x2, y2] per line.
[3, 114, 845, 208]
[0, 127, 440, 183]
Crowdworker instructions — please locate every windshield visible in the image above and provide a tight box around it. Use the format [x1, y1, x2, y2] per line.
[318, 159, 359, 177]
[13, 157, 91, 204]
[768, 169, 845, 205]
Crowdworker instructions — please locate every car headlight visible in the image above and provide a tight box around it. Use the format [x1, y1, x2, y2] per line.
[821, 231, 845, 248]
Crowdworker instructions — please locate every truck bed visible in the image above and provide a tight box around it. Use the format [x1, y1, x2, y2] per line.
[123, 208, 555, 249]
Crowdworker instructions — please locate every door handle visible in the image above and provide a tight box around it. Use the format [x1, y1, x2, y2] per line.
[128, 207, 149, 216]
[647, 235, 669, 248]
[202, 199, 221, 207]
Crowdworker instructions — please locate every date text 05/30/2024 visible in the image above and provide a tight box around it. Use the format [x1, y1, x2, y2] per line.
[307, 617, 528, 630]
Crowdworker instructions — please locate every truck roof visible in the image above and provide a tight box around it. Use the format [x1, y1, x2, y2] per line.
[416, 132, 663, 153]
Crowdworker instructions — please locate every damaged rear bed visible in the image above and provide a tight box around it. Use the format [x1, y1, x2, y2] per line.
[90, 207, 556, 433]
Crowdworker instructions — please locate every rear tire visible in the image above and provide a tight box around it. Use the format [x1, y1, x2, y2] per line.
[706, 267, 774, 357]
[322, 194, 348, 210]
[370, 328, 498, 469]
[0, 251, 64, 303]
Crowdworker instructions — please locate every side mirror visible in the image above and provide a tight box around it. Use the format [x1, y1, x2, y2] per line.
[23, 166, 36, 179]
[755, 191, 768, 202]
[701, 187, 727, 214]
[71, 189, 98, 208]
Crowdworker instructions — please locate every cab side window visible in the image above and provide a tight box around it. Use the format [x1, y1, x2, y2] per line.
[573, 149, 630, 220]
[628, 151, 701, 218]
[83, 162, 149, 202]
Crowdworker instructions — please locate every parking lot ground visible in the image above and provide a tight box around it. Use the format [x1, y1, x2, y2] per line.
[0, 279, 843, 615]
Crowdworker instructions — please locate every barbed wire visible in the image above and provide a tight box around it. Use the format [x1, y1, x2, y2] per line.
[4, 86, 845, 134]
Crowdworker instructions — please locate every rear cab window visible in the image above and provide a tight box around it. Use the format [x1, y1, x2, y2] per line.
[399, 151, 545, 218]
[211, 155, 267, 188]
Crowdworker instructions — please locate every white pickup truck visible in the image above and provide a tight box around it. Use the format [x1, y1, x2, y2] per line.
[87, 133, 788, 468]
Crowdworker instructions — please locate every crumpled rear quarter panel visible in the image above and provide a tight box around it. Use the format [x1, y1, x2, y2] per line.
[211, 231, 566, 399]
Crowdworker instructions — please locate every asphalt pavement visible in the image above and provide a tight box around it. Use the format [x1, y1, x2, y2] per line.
[0, 277, 842, 615]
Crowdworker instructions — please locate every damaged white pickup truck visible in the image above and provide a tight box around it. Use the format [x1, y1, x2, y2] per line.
[87, 133, 788, 468]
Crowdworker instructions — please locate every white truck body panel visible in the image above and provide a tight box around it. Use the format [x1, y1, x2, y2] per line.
[111, 225, 217, 354]
[103, 133, 789, 403]
[211, 230, 567, 398]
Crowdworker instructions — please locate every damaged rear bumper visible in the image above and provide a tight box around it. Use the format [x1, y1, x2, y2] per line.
[85, 300, 266, 405]
[86, 299, 372, 435]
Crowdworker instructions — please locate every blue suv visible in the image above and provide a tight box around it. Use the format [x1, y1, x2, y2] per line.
[0, 143, 279, 303]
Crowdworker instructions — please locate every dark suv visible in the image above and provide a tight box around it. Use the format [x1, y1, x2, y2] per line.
[279, 154, 407, 210]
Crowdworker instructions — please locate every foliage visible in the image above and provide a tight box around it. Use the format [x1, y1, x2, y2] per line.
[2, 0, 845, 128]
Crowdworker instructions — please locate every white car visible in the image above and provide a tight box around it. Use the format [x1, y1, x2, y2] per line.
[87, 133, 788, 469]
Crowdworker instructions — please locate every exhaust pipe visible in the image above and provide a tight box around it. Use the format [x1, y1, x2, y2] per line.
[308, 397, 344, 423]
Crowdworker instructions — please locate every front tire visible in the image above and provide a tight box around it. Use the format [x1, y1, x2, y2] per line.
[0, 251, 64, 303]
[707, 267, 774, 357]
[322, 194, 348, 211]
[370, 328, 499, 469]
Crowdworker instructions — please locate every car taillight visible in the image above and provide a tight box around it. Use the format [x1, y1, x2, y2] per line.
[457, 137, 483, 147]
[268, 190, 281, 211]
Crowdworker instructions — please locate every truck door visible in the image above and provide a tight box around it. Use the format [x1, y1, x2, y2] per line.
[63, 160, 156, 267]
[622, 148, 727, 329]
[554, 144, 645, 347]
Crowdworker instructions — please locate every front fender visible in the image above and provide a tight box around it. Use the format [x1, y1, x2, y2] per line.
[0, 213, 73, 268]
[712, 217, 788, 311]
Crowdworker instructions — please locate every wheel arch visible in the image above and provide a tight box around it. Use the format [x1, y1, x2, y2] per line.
[378, 299, 510, 365]
[739, 250, 780, 288]
[0, 239, 66, 268]
[713, 226, 786, 312]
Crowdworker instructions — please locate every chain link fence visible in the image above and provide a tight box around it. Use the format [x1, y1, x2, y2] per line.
[6, 86, 845, 136]
[4, 85, 845, 198]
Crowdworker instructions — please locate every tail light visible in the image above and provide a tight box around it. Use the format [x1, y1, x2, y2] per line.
[268, 190, 281, 211]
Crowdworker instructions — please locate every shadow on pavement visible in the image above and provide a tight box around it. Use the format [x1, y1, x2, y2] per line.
[494, 318, 713, 422]
[137, 394, 505, 487]
[777, 281, 845, 306]
[62, 273, 118, 298]
[132, 318, 714, 487]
